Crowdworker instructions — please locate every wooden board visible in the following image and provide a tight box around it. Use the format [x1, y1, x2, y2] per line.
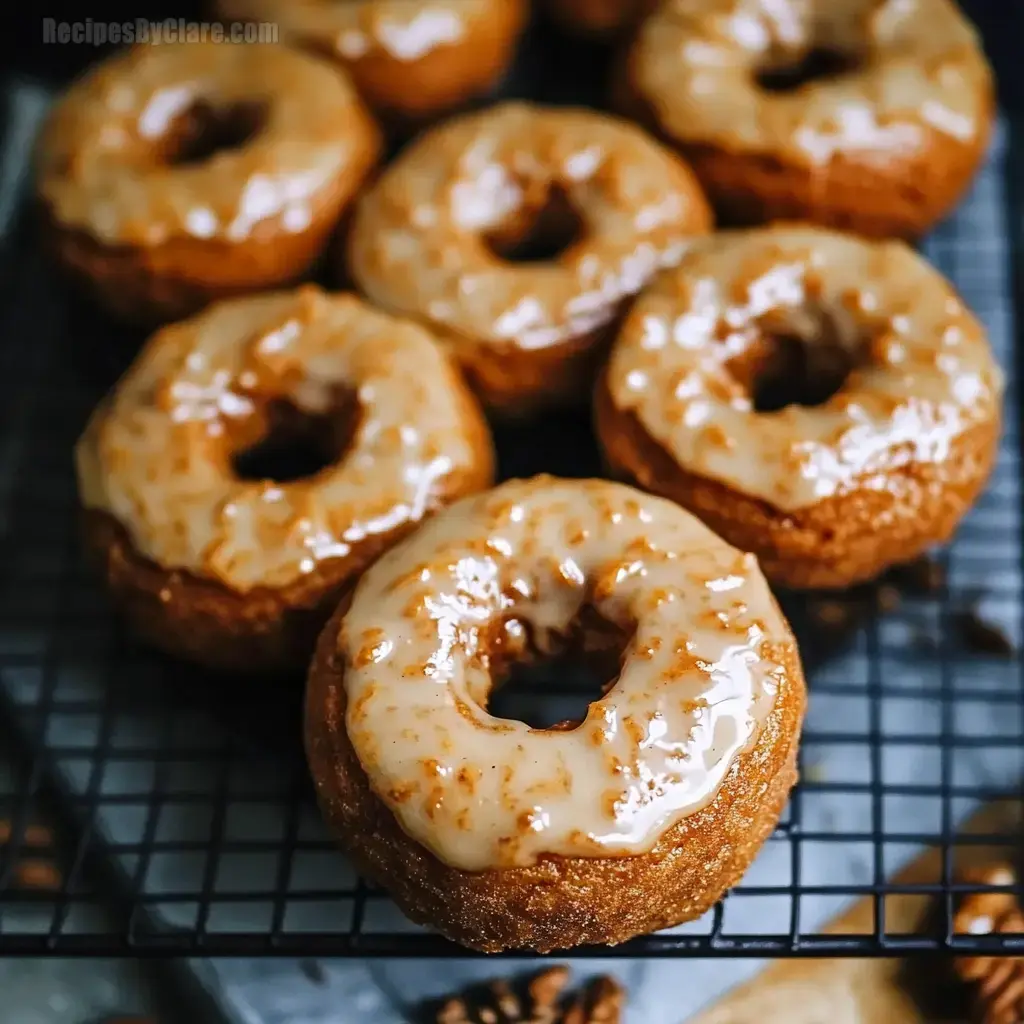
[688, 800, 1024, 1024]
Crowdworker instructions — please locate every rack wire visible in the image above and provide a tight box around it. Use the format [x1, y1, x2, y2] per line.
[0, 33, 1023, 958]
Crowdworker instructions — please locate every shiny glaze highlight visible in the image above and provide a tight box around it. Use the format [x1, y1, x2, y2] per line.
[605, 226, 1004, 511]
[338, 476, 793, 871]
[630, 0, 992, 167]
[76, 287, 490, 593]
[348, 102, 712, 357]
[36, 41, 380, 246]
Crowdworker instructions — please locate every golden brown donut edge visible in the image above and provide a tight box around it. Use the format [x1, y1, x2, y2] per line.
[80, 378, 494, 676]
[39, 180, 369, 328]
[612, 45, 996, 241]
[594, 373, 1001, 591]
[304, 587, 806, 953]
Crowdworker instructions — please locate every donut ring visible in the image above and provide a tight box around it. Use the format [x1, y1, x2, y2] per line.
[347, 103, 713, 416]
[213, 0, 526, 126]
[35, 42, 381, 325]
[77, 287, 493, 674]
[617, 0, 994, 239]
[306, 476, 805, 952]
[596, 226, 1003, 591]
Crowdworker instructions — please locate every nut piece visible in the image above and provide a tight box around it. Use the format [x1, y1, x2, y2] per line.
[563, 977, 625, 1024]
[1, 815, 62, 893]
[954, 865, 1024, 1024]
[527, 965, 571, 1024]
[12, 859, 62, 891]
[432, 966, 621, 1024]
[0, 820, 54, 848]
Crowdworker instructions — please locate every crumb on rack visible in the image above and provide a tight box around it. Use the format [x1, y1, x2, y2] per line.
[808, 598, 854, 630]
[0, 813, 63, 892]
[804, 555, 940, 646]
[12, 858, 63, 891]
[891, 555, 946, 596]
[299, 958, 326, 985]
[0, 820, 54, 848]
[875, 583, 902, 614]
[955, 610, 1017, 658]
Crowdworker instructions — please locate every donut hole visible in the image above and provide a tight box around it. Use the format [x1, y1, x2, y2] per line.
[756, 47, 860, 93]
[730, 328, 863, 413]
[161, 98, 268, 167]
[231, 393, 361, 484]
[484, 187, 584, 264]
[483, 607, 632, 730]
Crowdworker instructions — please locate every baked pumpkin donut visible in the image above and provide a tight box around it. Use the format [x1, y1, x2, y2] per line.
[76, 286, 493, 674]
[213, 0, 526, 126]
[347, 103, 712, 416]
[617, 0, 994, 239]
[596, 226, 1003, 591]
[306, 475, 806, 952]
[35, 42, 381, 325]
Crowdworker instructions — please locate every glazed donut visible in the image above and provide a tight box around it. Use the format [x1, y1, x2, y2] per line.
[35, 42, 380, 325]
[595, 226, 1004, 591]
[213, 0, 526, 126]
[306, 475, 806, 952]
[76, 286, 493, 674]
[617, 0, 994, 239]
[347, 103, 712, 416]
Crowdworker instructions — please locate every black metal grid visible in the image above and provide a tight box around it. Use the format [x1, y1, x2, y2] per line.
[1, 22, 1024, 958]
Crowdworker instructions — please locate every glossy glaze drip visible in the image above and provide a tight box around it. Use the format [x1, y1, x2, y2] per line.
[632, 0, 992, 166]
[348, 102, 711, 354]
[217, 0, 492, 62]
[36, 42, 379, 245]
[76, 287, 485, 592]
[606, 226, 1004, 511]
[339, 476, 792, 870]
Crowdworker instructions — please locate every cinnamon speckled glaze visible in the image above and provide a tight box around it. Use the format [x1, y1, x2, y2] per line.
[213, 0, 526, 125]
[346, 102, 712, 416]
[617, 0, 994, 239]
[36, 42, 381, 324]
[77, 287, 493, 673]
[306, 476, 805, 950]
[596, 226, 1004, 589]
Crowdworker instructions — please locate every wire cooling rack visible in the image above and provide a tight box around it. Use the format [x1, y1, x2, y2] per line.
[1, 31, 1024, 957]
